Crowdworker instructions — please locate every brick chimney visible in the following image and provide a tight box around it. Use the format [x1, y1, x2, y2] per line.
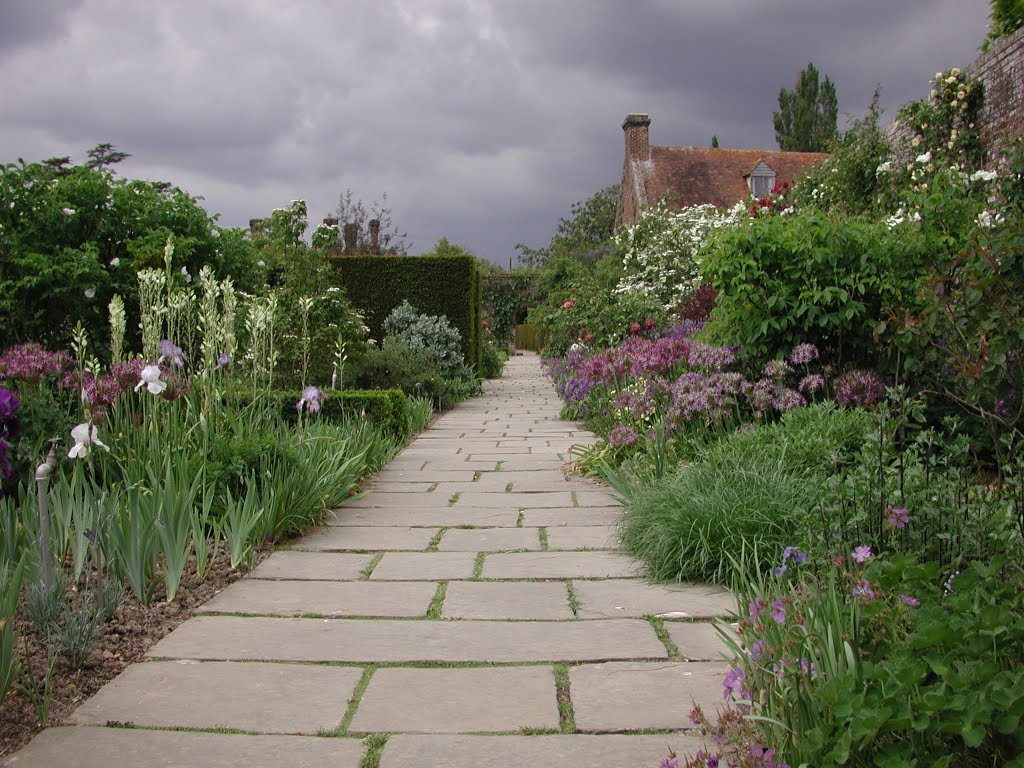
[368, 219, 381, 253]
[622, 113, 651, 162]
[343, 223, 358, 254]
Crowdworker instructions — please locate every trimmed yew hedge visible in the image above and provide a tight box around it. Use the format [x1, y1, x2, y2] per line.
[329, 255, 483, 371]
[233, 389, 410, 439]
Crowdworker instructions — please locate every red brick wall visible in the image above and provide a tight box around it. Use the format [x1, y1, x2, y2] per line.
[967, 25, 1024, 158]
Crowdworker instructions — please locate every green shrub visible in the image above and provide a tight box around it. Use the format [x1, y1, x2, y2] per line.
[384, 300, 465, 375]
[227, 387, 409, 439]
[480, 340, 508, 379]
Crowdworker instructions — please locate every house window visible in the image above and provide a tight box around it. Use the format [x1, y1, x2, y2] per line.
[748, 161, 776, 198]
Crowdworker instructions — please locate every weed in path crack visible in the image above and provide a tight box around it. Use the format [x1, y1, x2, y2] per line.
[426, 582, 448, 619]
[448, 492, 461, 507]
[338, 666, 377, 734]
[426, 529, 447, 552]
[505, 482, 514, 493]
[538, 528, 549, 551]
[554, 664, 576, 733]
[565, 581, 579, 618]
[359, 553, 385, 580]
[471, 553, 486, 579]
[360, 733, 389, 768]
[648, 616, 680, 660]
[516, 510, 525, 527]
[571, 491, 579, 508]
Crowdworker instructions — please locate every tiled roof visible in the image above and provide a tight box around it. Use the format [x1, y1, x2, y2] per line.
[644, 146, 828, 208]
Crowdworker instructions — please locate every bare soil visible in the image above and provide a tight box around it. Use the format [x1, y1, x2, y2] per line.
[0, 545, 270, 759]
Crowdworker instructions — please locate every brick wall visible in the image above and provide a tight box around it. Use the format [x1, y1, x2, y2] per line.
[966, 25, 1024, 157]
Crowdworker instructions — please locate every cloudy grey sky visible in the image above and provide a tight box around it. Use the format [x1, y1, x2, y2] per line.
[0, 1, 992, 265]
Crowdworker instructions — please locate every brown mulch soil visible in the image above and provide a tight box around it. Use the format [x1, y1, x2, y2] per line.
[0, 545, 271, 759]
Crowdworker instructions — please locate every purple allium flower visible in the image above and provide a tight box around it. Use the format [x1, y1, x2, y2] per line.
[853, 579, 877, 600]
[835, 369, 886, 407]
[772, 386, 806, 411]
[687, 342, 736, 372]
[770, 597, 786, 624]
[158, 339, 186, 368]
[0, 343, 71, 384]
[798, 373, 826, 394]
[608, 425, 639, 447]
[762, 359, 792, 379]
[706, 756, 720, 768]
[900, 594, 921, 607]
[887, 506, 909, 529]
[659, 757, 679, 768]
[296, 385, 323, 415]
[851, 545, 872, 564]
[789, 343, 820, 365]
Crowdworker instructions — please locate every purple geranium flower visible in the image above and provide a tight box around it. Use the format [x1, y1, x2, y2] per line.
[770, 597, 786, 624]
[900, 594, 921, 607]
[853, 579, 877, 600]
[887, 506, 909, 529]
[851, 545, 872, 564]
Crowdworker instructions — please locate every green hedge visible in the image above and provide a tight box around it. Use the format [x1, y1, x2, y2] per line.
[232, 389, 410, 439]
[329, 255, 482, 371]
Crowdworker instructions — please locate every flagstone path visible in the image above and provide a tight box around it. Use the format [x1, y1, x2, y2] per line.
[3, 353, 735, 768]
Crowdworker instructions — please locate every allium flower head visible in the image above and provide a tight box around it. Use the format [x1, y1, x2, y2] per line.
[608, 425, 639, 447]
[788, 343, 819, 365]
[835, 369, 885, 408]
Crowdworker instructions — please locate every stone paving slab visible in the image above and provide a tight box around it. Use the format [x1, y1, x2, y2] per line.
[570, 661, 724, 732]
[460, 445, 536, 454]
[250, 551, 373, 581]
[291, 526, 439, 551]
[482, 458, 567, 471]
[482, 552, 641, 580]
[69, 661, 360, 734]
[442, 581, 573, 620]
[573, 579, 735, 620]
[666, 622, 731, 661]
[350, 666, 558, 733]
[436, 527, 540, 551]
[373, 469, 477, 483]
[344, 492, 458, 509]
[544, 526, 618, 550]
[364, 481, 437, 493]
[0, 728, 366, 768]
[379, 734, 708, 768]
[453, 491, 576, 509]
[369, 552, 478, 580]
[421, 460, 500, 471]
[328, 508, 518, 527]
[197, 579, 437, 618]
[571, 491, 622, 507]
[520, 508, 623, 527]
[147, 617, 669, 663]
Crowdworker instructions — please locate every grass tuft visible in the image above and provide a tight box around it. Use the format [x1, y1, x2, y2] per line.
[359, 553, 385, 580]
[426, 581, 448, 619]
[359, 733, 389, 768]
[553, 663, 576, 733]
[648, 616, 680, 661]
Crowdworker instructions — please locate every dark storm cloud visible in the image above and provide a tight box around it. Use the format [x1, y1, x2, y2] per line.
[0, 0, 995, 262]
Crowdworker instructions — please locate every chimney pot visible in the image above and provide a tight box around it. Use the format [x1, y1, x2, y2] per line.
[369, 219, 381, 253]
[622, 113, 652, 162]
[343, 223, 358, 254]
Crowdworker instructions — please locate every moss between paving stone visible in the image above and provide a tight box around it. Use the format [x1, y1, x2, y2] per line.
[647, 616, 681, 661]
[360, 733, 389, 768]
[338, 667, 377, 734]
[426, 582, 448, 619]
[553, 663, 576, 733]
[426, 529, 447, 551]
[538, 528, 549, 550]
[470, 552, 486, 579]
[359, 553, 385, 579]
[565, 582, 580, 618]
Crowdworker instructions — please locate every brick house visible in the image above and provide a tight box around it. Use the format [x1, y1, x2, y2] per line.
[616, 113, 828, 227]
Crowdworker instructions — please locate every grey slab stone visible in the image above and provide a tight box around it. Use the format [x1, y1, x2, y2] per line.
[197, 579, 436, 618]
[364, 481, 436, 493]
[344, 492, 450, 509]
[521, 508, 623, 527]
[291, 526, 439, 551]
[485, 459, 567, 470]
[572, 491, 623, 507]
[573, 579, 734, 620]
[250, 551, 372, 581]
[443, 581, 573, 620]
[666, 622, 732, 661]
[454, 491, 575, 508]
[0, 728, 365, 768]
[328, 508, 519, 528]
[460, 445, 534, 454]
[482, 552, 641, 580]
[373, 470, 476, 483]
[421, 460, 500, 471]
[379, 734, 707, 768]
[350, 666, 558, 733]
[436, 527, 540, 552]
[571, 661, 724, 732]
[148, 617, 667, 663]
[544, 526, 618, 551]
[69, 661, 360, 734]
[368, 552, 477, 580]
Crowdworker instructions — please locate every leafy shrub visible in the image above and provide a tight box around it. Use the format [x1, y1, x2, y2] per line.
[480, 338, 508, 379]
[384, 300, 465, 375]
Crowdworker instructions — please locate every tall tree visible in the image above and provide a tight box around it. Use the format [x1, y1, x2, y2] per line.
[514, 184, 619, 268]
[773, 63, 838, 152]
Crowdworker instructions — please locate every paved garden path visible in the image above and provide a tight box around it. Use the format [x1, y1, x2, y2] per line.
[4, 353, 734, 768]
